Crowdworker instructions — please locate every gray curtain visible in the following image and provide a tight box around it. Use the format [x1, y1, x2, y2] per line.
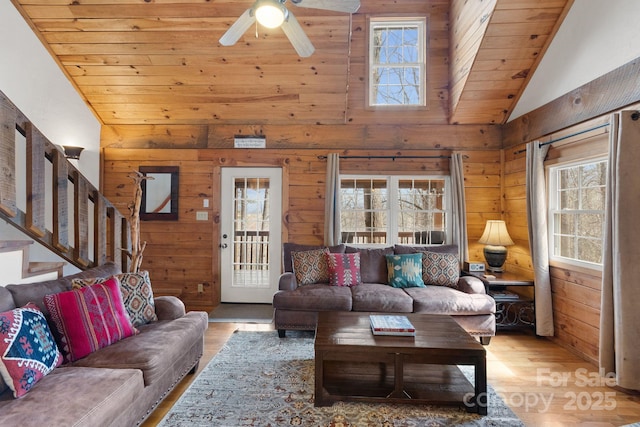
[525, 141, 554, 336]
[599, 112, 640, 390]
[450, 152, 468, 264]
[324, 153, 341, 246]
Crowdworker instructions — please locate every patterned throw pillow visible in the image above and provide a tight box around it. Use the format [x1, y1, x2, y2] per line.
[291, 248, 330, 285]
[45, 277, 138, 363]
[72, 271, 158, 327]
[385, 254, 425, 288]
[325, 252, 361, 287]
[422, 251, 460, 288]
[0, 303, 62, 398]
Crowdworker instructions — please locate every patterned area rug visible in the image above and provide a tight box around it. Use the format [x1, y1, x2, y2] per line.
[160, 331, 523, 427]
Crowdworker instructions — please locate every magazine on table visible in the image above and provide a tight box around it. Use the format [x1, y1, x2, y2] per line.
[369, 315, 416, 336]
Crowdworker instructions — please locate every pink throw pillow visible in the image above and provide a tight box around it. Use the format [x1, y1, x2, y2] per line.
[325, 252, 361, 287]
[44, 277, 138, 363]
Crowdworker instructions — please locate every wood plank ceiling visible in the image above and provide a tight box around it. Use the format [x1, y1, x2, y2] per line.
[11, 0, 571, 127]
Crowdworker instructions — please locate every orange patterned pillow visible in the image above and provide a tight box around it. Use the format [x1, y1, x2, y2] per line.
[291, 248, 330, 285]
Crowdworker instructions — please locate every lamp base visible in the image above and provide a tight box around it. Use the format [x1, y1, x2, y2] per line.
[483, 245, 507, 273]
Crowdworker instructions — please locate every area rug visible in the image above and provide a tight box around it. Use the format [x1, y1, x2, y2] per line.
[159, 331, 523, 427]
[208, 303, 274, 324]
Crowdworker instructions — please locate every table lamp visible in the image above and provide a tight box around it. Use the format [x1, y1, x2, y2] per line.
[478, 220, 514, 272]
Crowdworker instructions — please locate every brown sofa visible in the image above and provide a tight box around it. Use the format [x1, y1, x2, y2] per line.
[0, 262, 208, 427]
[273, 243, 496, 343]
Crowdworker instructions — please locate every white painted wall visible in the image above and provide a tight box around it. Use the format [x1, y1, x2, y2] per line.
[0, 2, 98, 278]
[510, 0, 640, 121]
[0, 2, 101, 186]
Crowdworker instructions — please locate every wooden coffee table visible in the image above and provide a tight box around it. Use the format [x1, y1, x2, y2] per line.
[314, 312, 487, 414]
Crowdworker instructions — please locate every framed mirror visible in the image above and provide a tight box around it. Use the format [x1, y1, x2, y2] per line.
[139, 166, 179, 221]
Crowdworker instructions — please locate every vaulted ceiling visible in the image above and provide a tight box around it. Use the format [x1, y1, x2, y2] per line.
[11, 0, 571, 127]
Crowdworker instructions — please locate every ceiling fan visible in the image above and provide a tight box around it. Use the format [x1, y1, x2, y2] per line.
[219, 0, 360, 57]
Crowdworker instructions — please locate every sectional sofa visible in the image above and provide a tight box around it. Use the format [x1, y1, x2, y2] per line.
[273, 243, 496, 343]
[0, 262, 208, 426]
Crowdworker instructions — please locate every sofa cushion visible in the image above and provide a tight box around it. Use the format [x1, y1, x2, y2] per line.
[282, 243, 345, 272]
[421, 251, 460, 288]
[0, 303, 62, 398]
[386, 253, 425, 288]
[326, 252, 361, 287]
[291, 248, 331, 285]
[45, 277, 138, 363]
[70, 312, 209, 386]
[0, 286, 15, 313]
[0, 366, 144, 427]
[351, 283, 414, 313]
[6, 262, 122, 317]
[273, 284, 352, 312]
[346, 246, 393, 284]
[72, 270, 158, 327]
[405, 286, 496, 315]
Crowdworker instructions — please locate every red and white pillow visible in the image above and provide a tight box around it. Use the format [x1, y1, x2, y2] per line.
[72, 271, 158, 327]
[325, 252, 361, 287]
[45, 277, 138, 363]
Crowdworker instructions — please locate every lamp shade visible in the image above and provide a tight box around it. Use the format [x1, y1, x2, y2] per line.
[478, 220, 514, 246]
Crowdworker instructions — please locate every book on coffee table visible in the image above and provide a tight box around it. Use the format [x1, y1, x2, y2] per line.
[369, 315, 416, 336]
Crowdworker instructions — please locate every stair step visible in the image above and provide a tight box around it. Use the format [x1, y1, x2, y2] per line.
[26, 261, 66, 278]
[0, 240, 33, 253]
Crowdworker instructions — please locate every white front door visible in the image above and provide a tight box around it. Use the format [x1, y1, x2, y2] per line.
[220, 167, 282, 303]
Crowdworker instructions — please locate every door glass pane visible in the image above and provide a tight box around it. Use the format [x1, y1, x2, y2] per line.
[233, 177, 270, 288]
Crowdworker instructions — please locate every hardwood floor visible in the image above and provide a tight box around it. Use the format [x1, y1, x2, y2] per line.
[142, 324, 640, 427]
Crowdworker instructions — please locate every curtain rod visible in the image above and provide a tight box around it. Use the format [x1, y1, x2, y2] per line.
[317, 155, 457, 160]
[513, 122, 611, 155]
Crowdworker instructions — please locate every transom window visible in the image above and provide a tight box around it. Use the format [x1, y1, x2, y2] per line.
[340, 176, 449, 245]
[368, 17, 427, 107]
[548, 158, 607, 268]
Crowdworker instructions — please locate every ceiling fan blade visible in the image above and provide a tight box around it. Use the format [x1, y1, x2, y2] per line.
[281, 13, 315, 57]
[219, 8, 256, 46]
[292, 0, 360, 13]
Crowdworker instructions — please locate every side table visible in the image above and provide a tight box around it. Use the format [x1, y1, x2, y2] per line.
[463, 271, 535, 332]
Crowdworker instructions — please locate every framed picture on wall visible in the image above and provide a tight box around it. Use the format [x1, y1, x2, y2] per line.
[139, 166, 179, 221]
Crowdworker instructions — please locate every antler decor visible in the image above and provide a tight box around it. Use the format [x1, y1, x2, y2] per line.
[126, 171, 154, 273]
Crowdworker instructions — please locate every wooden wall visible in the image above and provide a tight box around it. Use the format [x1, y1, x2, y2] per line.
[102, 130, 502, 312]
[502, 117, 609, 365]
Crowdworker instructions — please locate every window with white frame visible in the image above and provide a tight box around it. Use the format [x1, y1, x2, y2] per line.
[368, 18, 427, 107]
[548, 158, 607, 268]
[340, 176, 450, 245]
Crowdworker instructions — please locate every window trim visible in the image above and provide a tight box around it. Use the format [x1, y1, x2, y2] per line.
[366, 15, 428, 109]
[547, 157, 607, 272]
[339, 174, 451, 246]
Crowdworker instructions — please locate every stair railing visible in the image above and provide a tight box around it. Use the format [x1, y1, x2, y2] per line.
[0, 89, 130, 272]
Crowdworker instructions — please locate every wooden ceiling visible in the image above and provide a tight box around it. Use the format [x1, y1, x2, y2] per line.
[12, 0, 571, 127]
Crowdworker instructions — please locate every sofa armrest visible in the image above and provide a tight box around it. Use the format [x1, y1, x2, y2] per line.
[456, 275, 487, 295]
[279, 272, 298, 291]
[154, 296, 186, 320]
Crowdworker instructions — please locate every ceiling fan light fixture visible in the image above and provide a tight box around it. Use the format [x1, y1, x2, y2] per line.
[254, 0, 288, 28]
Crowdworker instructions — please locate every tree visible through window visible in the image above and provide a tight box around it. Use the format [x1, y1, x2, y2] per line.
[548, 159, 607, 267]
[369, 18, 426, 107]
[340, 176, 449, 245]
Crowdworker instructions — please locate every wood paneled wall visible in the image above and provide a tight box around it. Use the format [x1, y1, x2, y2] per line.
[501, 118, 609, 365]
[102, 129, 502, 312]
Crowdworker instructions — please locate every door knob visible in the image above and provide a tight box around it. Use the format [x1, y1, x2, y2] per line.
[220, 243, 228, 249]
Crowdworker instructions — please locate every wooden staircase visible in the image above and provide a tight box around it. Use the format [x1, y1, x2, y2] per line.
[0, 240, 65, 285]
